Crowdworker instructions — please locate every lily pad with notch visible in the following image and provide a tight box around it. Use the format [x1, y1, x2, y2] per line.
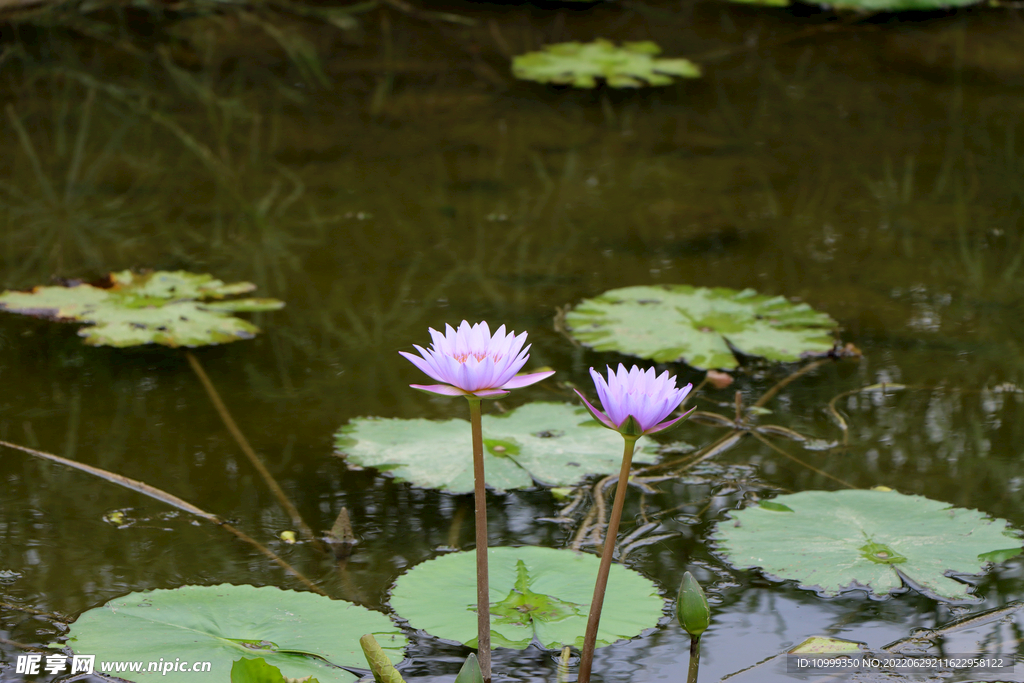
[0, 270, 283, 347]
[334, 402, 657, 494]
[565, 284, 838, 370]
[512, 39, 701, 89]
[65, 584, 405, 682]
[389, 546, 664, 650]
[710, 489, 1023, 601]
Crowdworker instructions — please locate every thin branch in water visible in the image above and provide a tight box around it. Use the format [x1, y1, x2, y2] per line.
[571, 489, 600, 552]
[750, 431, 855, 489]
[591, 474, 612, 548]
[753, 359, 831, 410]
[0, 602, 64, 621]
[0, 439, 326, 595]
[0, 636, 42, 651]
[185, 350, 323, 553]
[637, 430, 745, 476]
[826, 382, 909, 446]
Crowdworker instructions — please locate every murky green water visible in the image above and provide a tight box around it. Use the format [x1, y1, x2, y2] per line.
[2, 3, 1023, 681]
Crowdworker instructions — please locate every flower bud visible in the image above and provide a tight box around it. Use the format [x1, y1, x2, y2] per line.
[676, 571, 710, 637]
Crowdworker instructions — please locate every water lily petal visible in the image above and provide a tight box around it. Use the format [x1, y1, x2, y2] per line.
[492, 345, 532, 387]
[399, 348, 445, 384]
[473, 388, 510, 398]
[410, 383, 470, 396]
[647, 407, 695, 435]
[502, 369, 556, 389]
[574, 389, 618, 430]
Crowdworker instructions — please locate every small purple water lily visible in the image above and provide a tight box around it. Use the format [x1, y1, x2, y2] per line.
[400, 320, 554, 398]
[575, 363, 695, 683]
[575, 364, 693, 438]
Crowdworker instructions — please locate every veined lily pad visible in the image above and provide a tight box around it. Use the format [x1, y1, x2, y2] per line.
[231, 658, 321, 683]
[65, 584, 405, 682]
[711, 489, 1023, 601]
[334, 402, 656, 494]
[512, 40, 701, 89]
[0, 271, 283, 347]
[565, 285, 837, 370]
[389, 547, 663, 650]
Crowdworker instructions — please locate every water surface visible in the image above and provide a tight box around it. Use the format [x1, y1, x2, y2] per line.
[1, 3, 1023, 681]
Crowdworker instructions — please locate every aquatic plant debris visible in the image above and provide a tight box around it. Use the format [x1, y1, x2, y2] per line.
[711, 489, 1023, 601]
[334, 402, 657, 493]
[389, 547, 663, 649]
[67, 584, 405, 682]
[512, 39, 701, 89]
[0, 271, 284, 347]
[565, 284, 838, 370]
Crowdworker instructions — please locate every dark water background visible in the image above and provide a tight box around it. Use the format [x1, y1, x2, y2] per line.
[1, 2, 1024, 680]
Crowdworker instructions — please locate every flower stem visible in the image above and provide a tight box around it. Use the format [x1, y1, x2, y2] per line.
[687, 635, 701, 683]
[466, 397, 491, 683]
[577, 435, 638, 683]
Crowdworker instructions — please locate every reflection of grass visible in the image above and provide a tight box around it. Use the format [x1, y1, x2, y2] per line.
[954, 189, 1024, 300]
[1, 87, 157, 282]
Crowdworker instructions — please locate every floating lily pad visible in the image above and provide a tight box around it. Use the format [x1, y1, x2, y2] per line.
[334, 402, 656, 493]
[711, 489, 1023, 601]
[789, 636, 865, 655]
[66, 584, 405, 682]
[565, 285, 837, 370]
[512, 39, 701, 89]
[231, 658, 321, 683]
[0, 271, 284, 347]
[389, 547, 663, 650]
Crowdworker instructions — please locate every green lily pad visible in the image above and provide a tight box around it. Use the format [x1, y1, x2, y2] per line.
[334, 402, 656, 494]
[231, 658, 321, 683]
[0, 271, 284, 347]
[711, 489, 1024, 601]
[65, 584, 405, 682]
[512, 39, 701, 89]
[389, 547, 664, 650]
[565, 284, 838, 370]
[788, 637, 865, 654]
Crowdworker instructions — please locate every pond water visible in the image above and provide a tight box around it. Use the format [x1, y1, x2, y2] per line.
[1, 2, 1023, 681]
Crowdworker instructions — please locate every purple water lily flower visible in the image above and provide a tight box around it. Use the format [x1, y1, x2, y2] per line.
[575, 364, 693, 438]
[400, 320, 555, 398]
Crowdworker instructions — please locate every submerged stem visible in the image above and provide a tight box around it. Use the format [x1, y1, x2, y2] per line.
[577, 435, 638, 683]
[466, 397, 491, 683]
